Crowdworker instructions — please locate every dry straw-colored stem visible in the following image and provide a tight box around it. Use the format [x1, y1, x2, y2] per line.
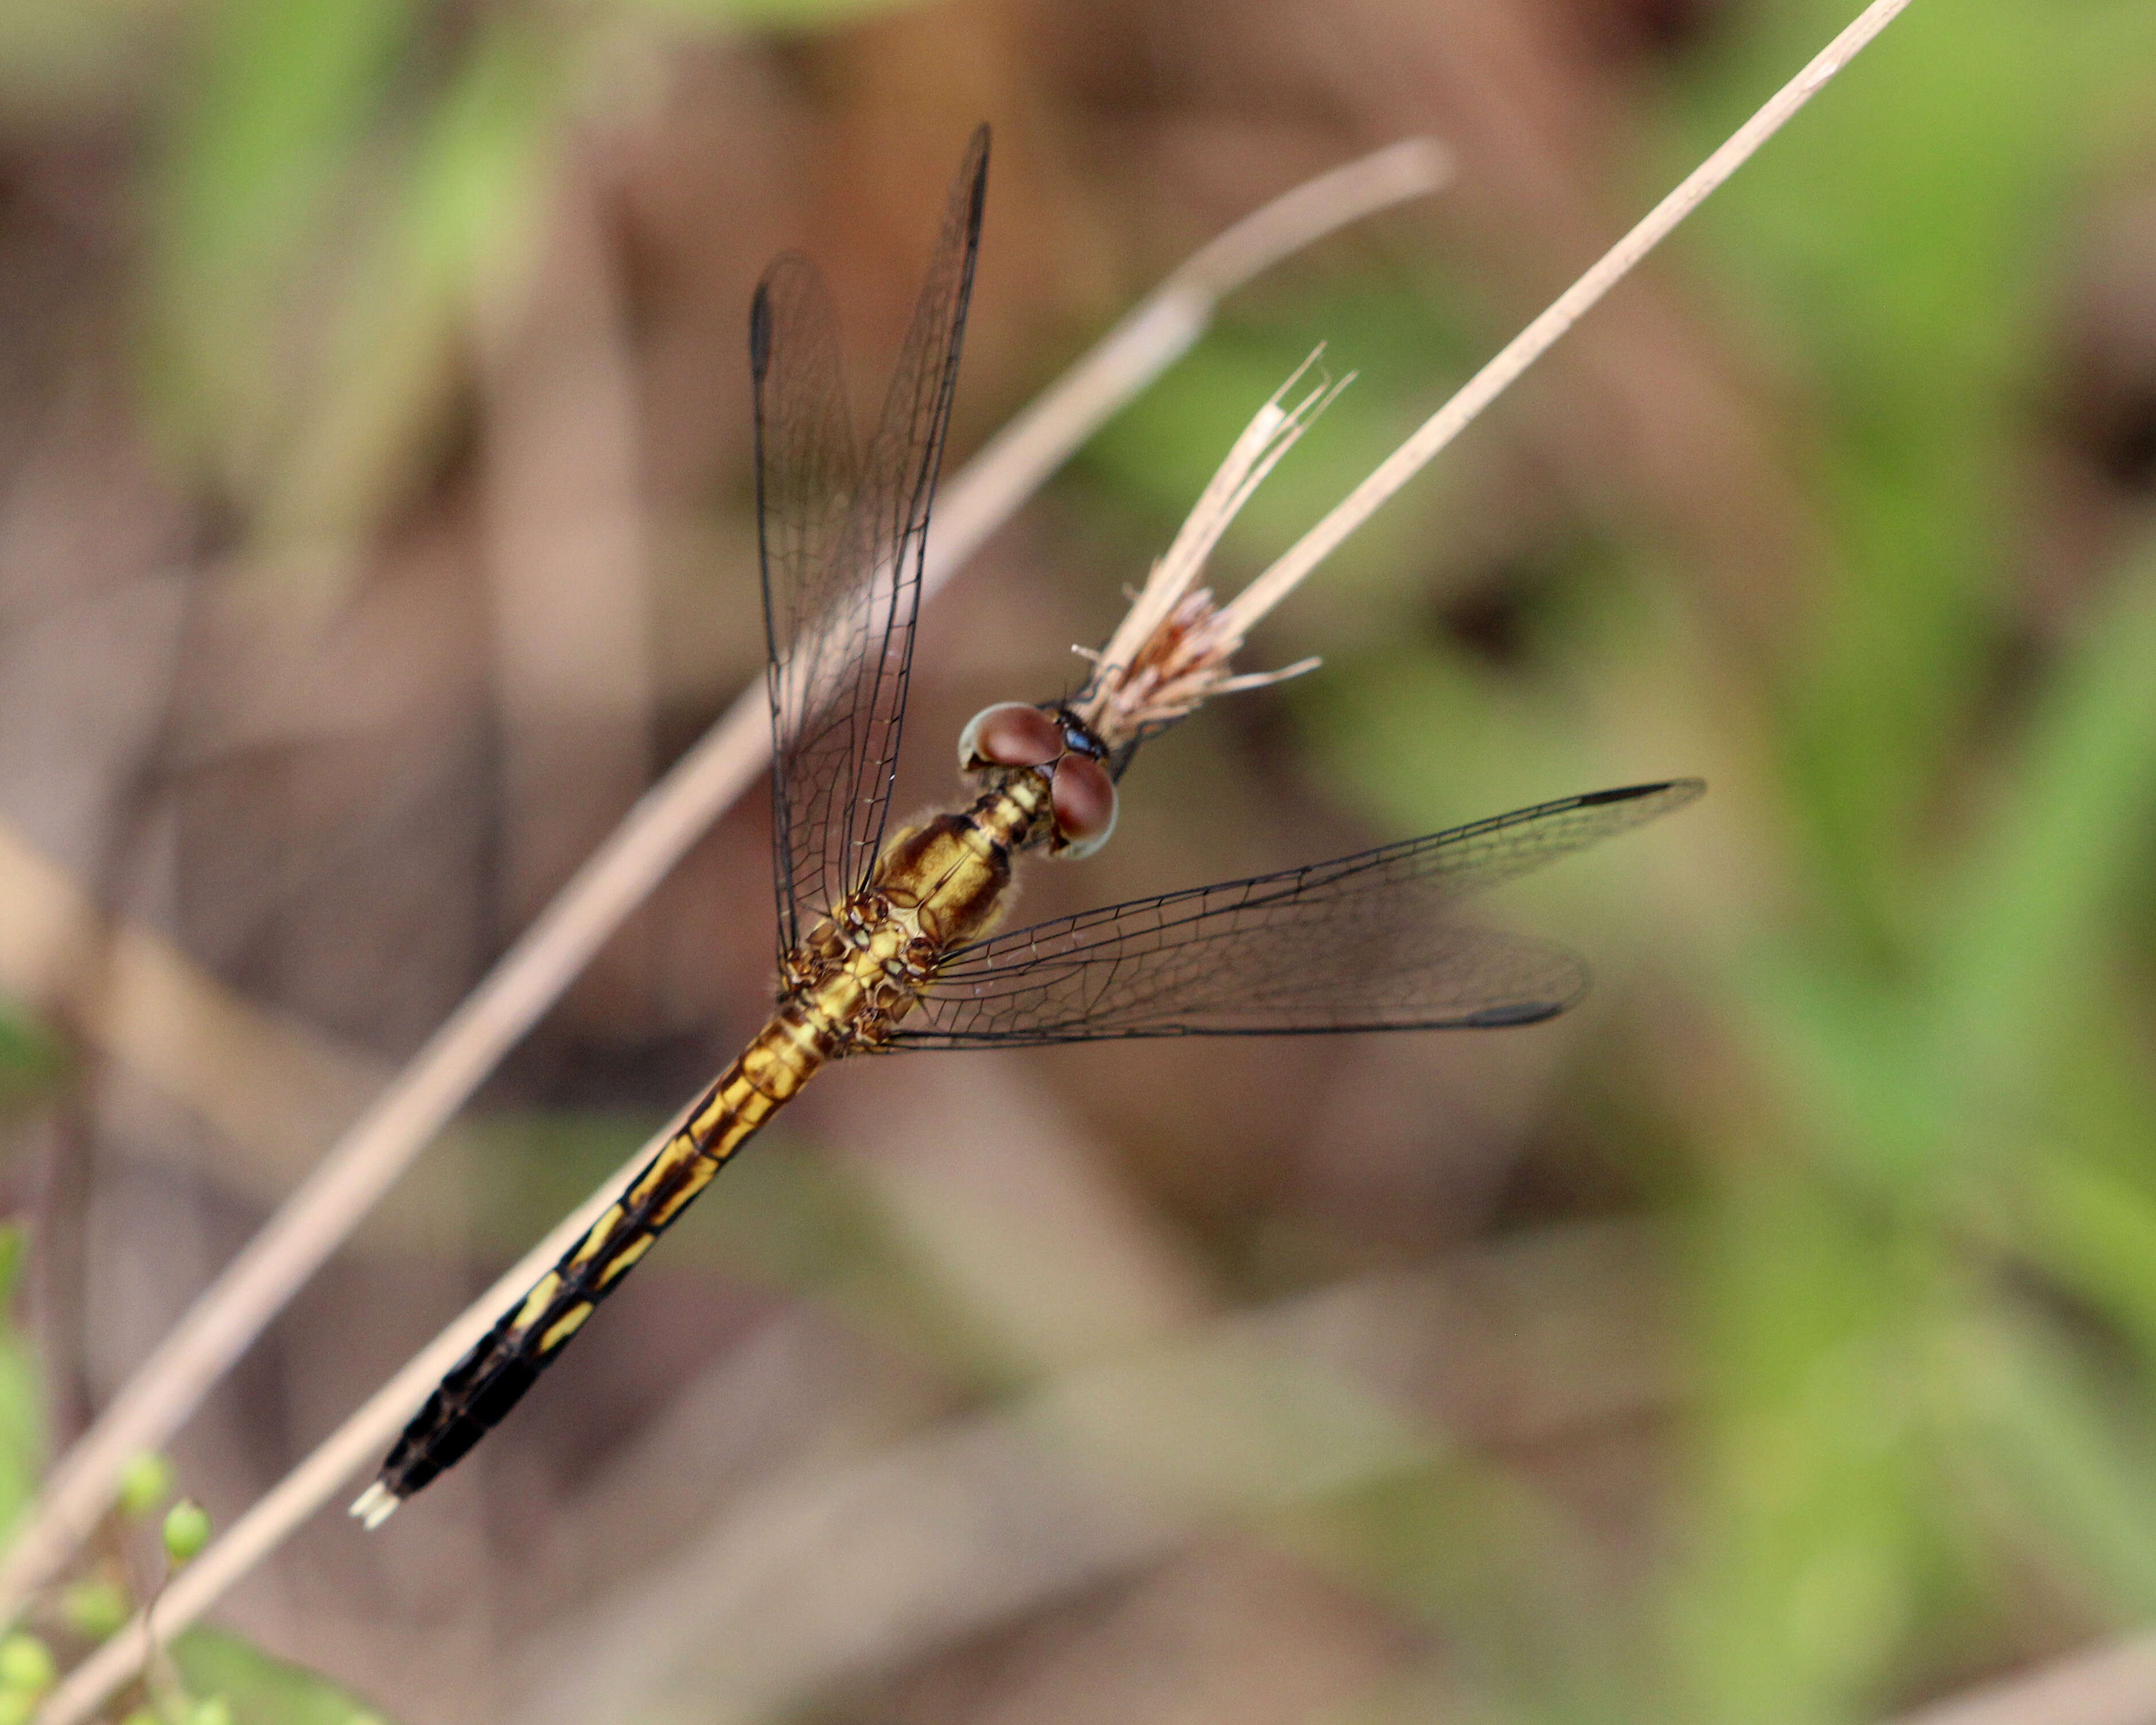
[1223, 0, 1913, 632]
[1885, 1633, 2156, 1725]
[37, 0, 1909, 1711]
[9, 135, 1450, 1679]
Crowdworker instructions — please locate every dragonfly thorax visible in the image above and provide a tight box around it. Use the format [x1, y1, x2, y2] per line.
[781, 900, 934, 1051]
[778, 772, 1052, 1051]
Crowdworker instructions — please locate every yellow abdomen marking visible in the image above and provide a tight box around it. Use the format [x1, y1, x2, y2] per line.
[514, 1273, 562, 1332]
[628, 1138, 698, 1207]
[648, 1159, 725, 1228]
[540, 1303, 594, 1352]
[571, 1206, 624, 1266]
[598, 1234, 656, 1286]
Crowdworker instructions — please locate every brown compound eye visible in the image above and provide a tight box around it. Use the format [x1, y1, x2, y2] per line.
[958, 702, 1063, 771]
[1049, 753, 1118, 859]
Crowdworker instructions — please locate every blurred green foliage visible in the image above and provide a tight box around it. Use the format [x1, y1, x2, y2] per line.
[151, 0, 561, 544]
[0, 1016, 59, 1125]
[146, 0, 919, 553]
[0, 1230, 45, 1548]
[57, 1577, 129, 1645]
[172, 1628, 395, 1725]
[114, 1452, 173, 1521]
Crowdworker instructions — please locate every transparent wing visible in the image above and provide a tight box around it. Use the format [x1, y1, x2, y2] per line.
[752, 257, 857, 950]
[892, 780, 1702, 1046]
[755, 125, 990, 954]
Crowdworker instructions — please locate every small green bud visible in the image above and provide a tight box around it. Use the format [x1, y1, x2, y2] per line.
[0, 1633, 53, 1694]
[116, 1452, 173, 1518]
[59, 1576, 130, 1639]
[190, 1697, 233, 1725]
[162, 1498, 211, 1565]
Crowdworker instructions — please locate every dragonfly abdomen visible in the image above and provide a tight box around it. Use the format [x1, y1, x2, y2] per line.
[352, 1010, 826, 1524]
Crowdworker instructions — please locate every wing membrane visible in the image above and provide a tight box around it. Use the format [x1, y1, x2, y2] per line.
[894, 779, 1701, 1046]
[756, 127, 990, 953]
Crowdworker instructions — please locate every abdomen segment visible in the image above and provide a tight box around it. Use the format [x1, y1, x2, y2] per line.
[351, 1016, 815, 1525]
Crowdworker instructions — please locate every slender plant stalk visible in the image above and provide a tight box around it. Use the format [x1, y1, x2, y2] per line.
[0, 137, 1452, 1633]
[1883, 1631, 2156, 1725]
[33, 2, 1911, 1716]
[1219, 0, 1913, 634]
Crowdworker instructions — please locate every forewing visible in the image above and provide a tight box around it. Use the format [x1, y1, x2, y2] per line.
[755, 126, 990, 953]
[893, 779, 1700, 1046]
[753, 255, 858, 953]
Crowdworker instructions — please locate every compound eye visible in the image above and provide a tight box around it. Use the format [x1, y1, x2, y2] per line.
[959, 702, 1063, 771]
[1049, 754, 1118, 859]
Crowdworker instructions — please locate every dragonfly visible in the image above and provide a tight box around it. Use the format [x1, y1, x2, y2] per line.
[352, 125, 1701, 1527]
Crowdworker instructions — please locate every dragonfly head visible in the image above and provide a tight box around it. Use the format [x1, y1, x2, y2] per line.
[957, 701, 1119, 860]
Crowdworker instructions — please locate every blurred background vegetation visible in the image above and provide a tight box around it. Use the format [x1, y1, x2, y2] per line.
[1, 0, 2154, 1721]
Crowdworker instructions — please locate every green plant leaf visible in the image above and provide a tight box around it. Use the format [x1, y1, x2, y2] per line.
[0, 1227, 45, 1543]
[172, 1627, 397, 1725]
